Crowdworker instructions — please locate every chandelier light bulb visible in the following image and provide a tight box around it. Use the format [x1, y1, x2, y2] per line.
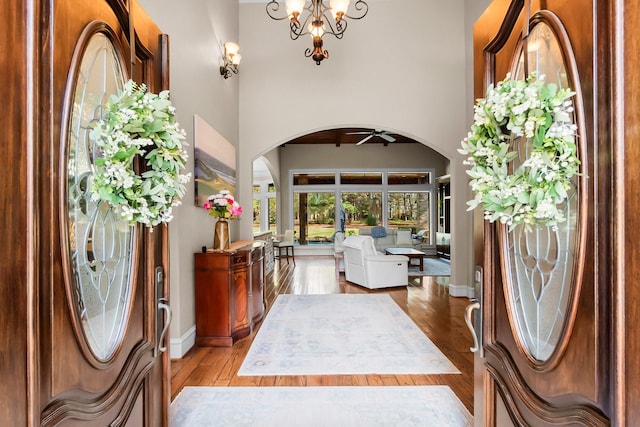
[285, 0, 305, 21]
[329, 0, 350, 21]
[308, 20, 325, 38]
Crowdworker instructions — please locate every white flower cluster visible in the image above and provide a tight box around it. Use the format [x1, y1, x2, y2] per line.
[89, 80, 192, 230]
[459, 73, 581, 230]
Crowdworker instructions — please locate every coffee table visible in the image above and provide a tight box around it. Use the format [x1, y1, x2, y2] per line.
[384, 247, 426, 271]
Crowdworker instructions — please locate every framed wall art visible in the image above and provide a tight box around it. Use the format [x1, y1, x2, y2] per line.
[193, 114, 236, 206]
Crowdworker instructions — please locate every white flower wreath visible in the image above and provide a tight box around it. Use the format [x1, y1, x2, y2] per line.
[459, 73, 580, 230]
[89, 80, 191, 229]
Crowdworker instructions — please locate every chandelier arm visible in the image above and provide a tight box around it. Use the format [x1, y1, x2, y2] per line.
[265, 1, 290, 20]
[342, 0, 369, 20]
[290, 12, 313, 39]
[322, 18, 347, 38]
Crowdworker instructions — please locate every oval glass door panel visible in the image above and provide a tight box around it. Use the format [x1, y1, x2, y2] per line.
[66, 32, 135, 361]
[501, 21, 580, 362]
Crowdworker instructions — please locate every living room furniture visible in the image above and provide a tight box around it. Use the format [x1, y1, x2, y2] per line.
[343, 235, 409, 289]
[273, 229, 295, 264]
[395, 228, 414, 247]
[384, 247, 427, 271]
[194, 240, 265, 346]
[357, 227, 436, 255]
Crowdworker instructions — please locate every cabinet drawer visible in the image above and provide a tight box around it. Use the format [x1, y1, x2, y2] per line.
[231, 252, 249, 266]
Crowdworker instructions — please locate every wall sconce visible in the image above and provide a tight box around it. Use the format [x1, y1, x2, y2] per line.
[220, 42, 241, 79]
[266, 0, 368, 65]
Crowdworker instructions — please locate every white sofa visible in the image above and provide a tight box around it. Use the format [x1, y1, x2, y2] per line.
[358, 227, 437, 255]
[342, 235, 409, 289]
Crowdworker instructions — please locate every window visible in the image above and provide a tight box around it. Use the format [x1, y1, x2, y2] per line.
[253, 182, 276, 233]
[293, 192, 335, 244]
[289, 169, 435, 246]
[341, 192, 383, 230]
[387, 191, 431, 238]
[293, 173, 335, 185]
[339, 172, 382, 185]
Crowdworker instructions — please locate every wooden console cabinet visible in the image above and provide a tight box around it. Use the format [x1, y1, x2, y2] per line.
[194, 240, 265, 346]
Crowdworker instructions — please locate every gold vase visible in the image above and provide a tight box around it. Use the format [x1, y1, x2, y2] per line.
[213, 218, 230, 250]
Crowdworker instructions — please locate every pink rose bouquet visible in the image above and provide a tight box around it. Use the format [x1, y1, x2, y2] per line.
[203, 190, 243, 219]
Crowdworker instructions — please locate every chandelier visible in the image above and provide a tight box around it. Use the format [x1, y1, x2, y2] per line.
[266, 0, 369, 65]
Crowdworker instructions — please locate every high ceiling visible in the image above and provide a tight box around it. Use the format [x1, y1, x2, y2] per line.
[283, 128, 419, 147]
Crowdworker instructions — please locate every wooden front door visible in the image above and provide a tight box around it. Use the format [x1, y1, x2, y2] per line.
[473, 0, 617, 425]
[35, 1, 169, 425]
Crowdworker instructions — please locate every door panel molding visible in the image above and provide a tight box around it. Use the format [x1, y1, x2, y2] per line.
[485, 344, 608, 425]
[40, 341, 152, 425]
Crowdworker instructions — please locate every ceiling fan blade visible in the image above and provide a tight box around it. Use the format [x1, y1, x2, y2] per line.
[345, 131, 371, 135]
[380, 133, 396, 143]
[356, 134, 374, 145]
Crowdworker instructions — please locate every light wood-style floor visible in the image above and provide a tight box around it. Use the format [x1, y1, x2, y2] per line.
[170, 255, 474, 414]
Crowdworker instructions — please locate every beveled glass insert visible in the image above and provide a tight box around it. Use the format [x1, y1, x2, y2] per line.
[66, 32, 134, 361]
[501, 21, 579, 361]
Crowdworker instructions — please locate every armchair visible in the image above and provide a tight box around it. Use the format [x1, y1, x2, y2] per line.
[342, 235, 409, 289]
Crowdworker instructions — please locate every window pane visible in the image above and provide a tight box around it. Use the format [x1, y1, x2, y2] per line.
[293, 173, 336, 185]
[339, 172, 382, 185]
[388, 192, 431, 239]
[268, 197, 277, 232]
[252, 199, 260, 232]
[387, 172, 431, 185]
[341, 192, 382, 233]
[294, 192, 336, 245]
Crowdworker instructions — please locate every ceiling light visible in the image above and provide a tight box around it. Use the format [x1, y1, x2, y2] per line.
[266, 0, 368, 65]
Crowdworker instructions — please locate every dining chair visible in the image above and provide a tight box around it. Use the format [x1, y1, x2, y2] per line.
[273, 229, 295, 264]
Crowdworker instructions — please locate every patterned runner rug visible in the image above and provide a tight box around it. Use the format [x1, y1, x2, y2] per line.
[238, 293, 460, 376]
[170, 386, 473, 426]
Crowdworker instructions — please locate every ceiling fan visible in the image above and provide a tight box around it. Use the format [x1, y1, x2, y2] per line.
[346, 129, 397, 145]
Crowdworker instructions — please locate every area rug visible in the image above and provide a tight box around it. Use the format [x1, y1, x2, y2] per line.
[238, 294, 460, 376]
[170, 386, 473, 426]
[408, 257, 451, 277]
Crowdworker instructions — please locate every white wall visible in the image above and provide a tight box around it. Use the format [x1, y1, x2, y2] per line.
[239, 0, 473, 289]
[138, 0, 240, 358]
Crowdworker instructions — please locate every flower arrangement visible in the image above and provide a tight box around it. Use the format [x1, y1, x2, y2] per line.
[458, 73, 581, 230]
[204, 190, 243, 219]
[89, 80, 191, 229]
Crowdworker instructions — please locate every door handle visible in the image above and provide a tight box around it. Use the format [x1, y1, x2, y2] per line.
[465, 301, 481, 353]
[154, 266, 172, 357]
[156, 297, 172, 356]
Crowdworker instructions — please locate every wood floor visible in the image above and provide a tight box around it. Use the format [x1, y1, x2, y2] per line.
[170, 255, 474, 414]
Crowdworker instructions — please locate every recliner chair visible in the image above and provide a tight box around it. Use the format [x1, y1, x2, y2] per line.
[342, 235, 409, 289]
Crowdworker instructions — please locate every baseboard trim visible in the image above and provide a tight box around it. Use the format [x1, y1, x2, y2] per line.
[448, 284, 474, 298]
[170, 325, 196, 359]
